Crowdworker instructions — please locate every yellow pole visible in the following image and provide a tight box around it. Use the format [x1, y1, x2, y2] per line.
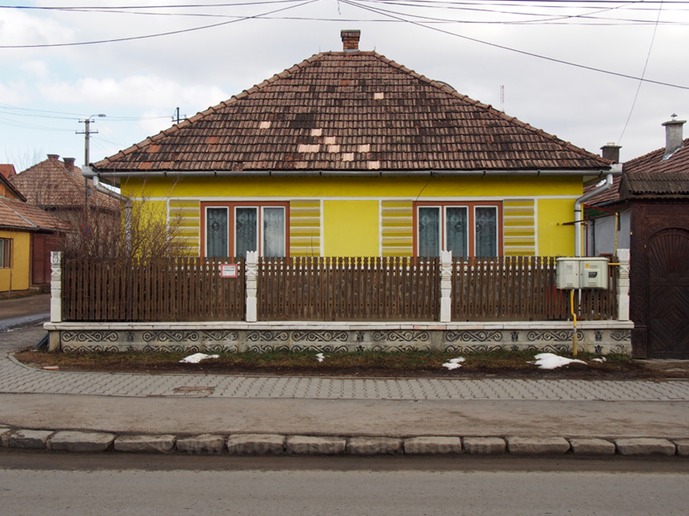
[569, 289, 578, 357]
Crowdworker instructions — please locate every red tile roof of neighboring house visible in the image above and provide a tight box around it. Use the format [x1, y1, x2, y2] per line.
[0, 196, 70, 232]
[0, 172, 26, 202]
[586, 137, 689, 207]
[584, 174, 623, 206]
[9, 154, 118, 212]
[620, 138, 689, 197]
[95, 36, 609, 175]
[0, 164, 17, 179]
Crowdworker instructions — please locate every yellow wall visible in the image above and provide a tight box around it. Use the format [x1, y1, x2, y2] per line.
[323, 200, 379, 256]
[0, 230, 30, 292]
[121, 174, 582, 199]
[537, 199, 576, 256]
[119, 174, 582, 257]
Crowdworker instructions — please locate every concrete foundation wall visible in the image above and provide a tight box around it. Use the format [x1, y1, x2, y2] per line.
[45, 321, 633, 356]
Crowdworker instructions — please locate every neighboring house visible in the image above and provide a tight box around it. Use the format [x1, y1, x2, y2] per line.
[92, 30, 611, 261]
[587, 117, 689, 358]
[0, 166, 69, 293]
[10, 154, 119, 225]
[584, 144, 629, 257]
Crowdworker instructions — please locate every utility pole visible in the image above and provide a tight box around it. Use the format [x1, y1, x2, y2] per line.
[172, 107, 186, 124]
[77, 113, 106, 211]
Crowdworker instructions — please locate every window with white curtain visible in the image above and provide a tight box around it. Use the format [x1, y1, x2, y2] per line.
[203, 203, 287, 258]
[415, 203, 500, 258]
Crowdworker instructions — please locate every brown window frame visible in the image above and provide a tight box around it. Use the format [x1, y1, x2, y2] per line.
[413, 201, 503, 257]
[200, 201, 290, 259]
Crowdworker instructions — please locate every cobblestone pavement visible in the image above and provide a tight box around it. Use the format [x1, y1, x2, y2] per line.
[2, 327, 689, 402]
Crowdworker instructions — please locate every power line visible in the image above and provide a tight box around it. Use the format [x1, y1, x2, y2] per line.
[617, 0, 665, 144]
[0, 0, 319, 48]
[341, 0, 689, 90]
[0, 105, 171, 122]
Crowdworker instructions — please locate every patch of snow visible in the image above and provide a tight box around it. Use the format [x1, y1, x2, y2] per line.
[592, 357, 607, 363]
[533, 353, 586, 370]
[179, 353, 219, 364]
[316, 353, 325, 363]
[442, 357, 465, 370]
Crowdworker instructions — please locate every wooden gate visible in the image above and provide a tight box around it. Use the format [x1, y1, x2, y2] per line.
[647, 229, 689, 358]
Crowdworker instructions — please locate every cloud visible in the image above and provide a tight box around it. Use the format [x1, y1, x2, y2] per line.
[19, 60, 51, 79]
[0, 8, 73, 48]
[40, 75, 227, 113]
[0, 80, 28, 104]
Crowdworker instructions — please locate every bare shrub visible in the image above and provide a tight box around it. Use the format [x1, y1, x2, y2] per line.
[61, 197, 187, 261]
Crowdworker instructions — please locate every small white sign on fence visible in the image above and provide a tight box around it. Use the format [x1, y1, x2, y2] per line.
[219, 263, 238, 279]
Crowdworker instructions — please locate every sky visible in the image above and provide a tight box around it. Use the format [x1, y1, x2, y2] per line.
[1, 0, 688, 171]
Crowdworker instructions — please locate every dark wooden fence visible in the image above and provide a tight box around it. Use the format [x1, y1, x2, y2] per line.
[452, 256, 618, 321]
[61, 256, 618, 322]
[258, 256, 440, 321]
[62, 257, 245, 322]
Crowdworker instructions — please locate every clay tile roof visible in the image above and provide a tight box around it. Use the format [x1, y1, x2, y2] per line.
[0, 164, 17, 179]
[10, 154, 119, 211]
[94, 48, 608, 175]
[621, 139, 689, 198]
[586, 137, 689, 206]
[0, 173, 26, 202]
[584, 174, 623, 206]
[0, 197, 70, 232]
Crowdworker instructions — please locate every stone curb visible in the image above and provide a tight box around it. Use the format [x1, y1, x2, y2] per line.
[0, 313, 49, 333]
[1, 428, 688, 457]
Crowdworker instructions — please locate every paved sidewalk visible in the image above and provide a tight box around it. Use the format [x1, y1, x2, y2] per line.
[1, 324, 689, 457]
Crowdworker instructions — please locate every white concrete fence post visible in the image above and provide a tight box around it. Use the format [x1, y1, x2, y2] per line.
[48, 251, 63, 352]
[245, 251, 259, 322]
[617, 248, 630, 321]
[50, 251, 62, 323]
[440, 250, 453, 323]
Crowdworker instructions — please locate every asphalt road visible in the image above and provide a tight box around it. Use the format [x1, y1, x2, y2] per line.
[1, 454, 689, 515]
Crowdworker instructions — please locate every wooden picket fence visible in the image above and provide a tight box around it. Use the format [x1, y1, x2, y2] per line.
[452, 256, 617, 321]
[258, 256, 440, 321]
[60, 255, 618, 322]
[62, 257, 245, 322]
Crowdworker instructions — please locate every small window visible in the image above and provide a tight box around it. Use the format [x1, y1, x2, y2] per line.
[202, 203, 288, 258]
[415, 202, 501, 258]
[0, 238, 11, 268]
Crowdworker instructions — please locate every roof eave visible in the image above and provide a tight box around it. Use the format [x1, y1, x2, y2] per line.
[92, 166, 614, 179]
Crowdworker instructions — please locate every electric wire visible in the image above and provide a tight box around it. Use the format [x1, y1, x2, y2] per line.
[341, 0, 689, 90]
[617, 0, 665, 145]
[0, 0, 319, 48]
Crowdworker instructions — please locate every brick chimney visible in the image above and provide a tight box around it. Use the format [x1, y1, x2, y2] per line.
[63, 157, 76, 170]
[341, 30, 360, 52]
[47, 154, 60, 161]
[600, 143, 621, 164]
[662, 115, 685, 159]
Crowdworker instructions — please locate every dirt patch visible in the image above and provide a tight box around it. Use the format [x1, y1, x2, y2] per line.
[13, 349, 688, 380]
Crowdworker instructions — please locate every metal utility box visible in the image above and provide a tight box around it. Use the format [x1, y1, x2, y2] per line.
[556, 257, 609, 290]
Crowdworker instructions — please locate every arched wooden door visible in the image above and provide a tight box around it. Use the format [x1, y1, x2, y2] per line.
[647, 229, 689, 358]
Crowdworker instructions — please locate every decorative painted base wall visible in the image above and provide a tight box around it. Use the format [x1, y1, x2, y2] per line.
[45, 321, 633, 356]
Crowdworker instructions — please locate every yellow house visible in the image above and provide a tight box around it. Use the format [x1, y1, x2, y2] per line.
[92, 30, 611, 260]
[0, 169, 68, 294]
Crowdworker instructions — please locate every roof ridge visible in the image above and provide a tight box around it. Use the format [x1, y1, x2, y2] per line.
[624, 137, 689, 166]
